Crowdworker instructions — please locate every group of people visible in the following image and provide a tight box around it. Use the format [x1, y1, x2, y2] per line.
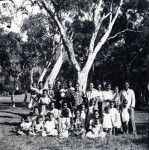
[17, 80, 136, 138]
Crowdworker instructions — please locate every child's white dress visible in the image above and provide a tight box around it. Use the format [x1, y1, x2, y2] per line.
[109, 108, 121, 128]
[20, 122, 32, 131]
[43, 119, 58, 136]
[86, 124, 106, 138]
[59, 117, 70, 138]
[102, 113, 113, 129]
[49, 108, 59, 119]
[121, 107, 130, 122]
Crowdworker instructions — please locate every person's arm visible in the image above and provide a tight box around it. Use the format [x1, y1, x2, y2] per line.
[131, 90, 136, 109]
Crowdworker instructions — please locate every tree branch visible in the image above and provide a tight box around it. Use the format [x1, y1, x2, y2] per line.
[40, 0, 81, 71]
[107, 29, 143, 41]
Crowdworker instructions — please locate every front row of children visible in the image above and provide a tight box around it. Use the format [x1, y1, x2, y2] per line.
[17, 99, 130, 139]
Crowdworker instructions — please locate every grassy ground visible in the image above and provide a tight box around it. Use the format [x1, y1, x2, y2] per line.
[0, 95, 148, 150]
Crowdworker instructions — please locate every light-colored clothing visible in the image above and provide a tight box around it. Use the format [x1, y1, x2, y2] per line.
[20, 122, 32, 130]
[109, 108, 121, 128]
[86, 89, 99, 102]
[102, 90, 114, 111]
[43, 119, 58, 136]
[39, 96, 51, 105]
[49, 108, 59, 119]
[59, 117, 71, 138]
[120, 89, 136, 108]
[86, 124, 106, 138]
[96, 90, 104, 102]
[121, 107, 130, 122]
[102, 113, 113, 129]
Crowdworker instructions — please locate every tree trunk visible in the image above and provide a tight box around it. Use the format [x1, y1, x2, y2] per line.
[77, 71, 89, 93]
[44, 50, 63, 89]
[38, 62, 51, 84]
[23, 89, 28, 103]
[11, 90, 15, 105]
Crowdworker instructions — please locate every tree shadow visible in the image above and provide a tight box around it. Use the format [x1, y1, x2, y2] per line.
[0, 121, 19, 127]
[0, 110, 28, 117]
[0, 115, 14, 118]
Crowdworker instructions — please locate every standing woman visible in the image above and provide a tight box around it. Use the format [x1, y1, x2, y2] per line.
[113, 86, 121, 111]
[102, 83, 114, 112]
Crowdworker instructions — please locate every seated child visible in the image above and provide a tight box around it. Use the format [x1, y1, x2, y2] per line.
[86, 118, 106, 139]
[80, 104, 86, 120]
[102, 106, 113, 135]
[121, 99, 130, 134]
[39, 89, 51, 106]
[58, 108, 71, 138]
[30, 115, 44, 135]
[31, 106, 40, 121]
[42, 112, 58, 136]
[48, 102, 59, 119]
[40, 104, 48, 117]
[71, 109, 86, 137]
[109, 101, 122, 135]
[87, 99, 97, 125]
[17, 115, 32, 135]
[59, 102, 72, 118]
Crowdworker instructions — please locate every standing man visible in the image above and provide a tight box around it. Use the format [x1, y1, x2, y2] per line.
[86, 82, 98, 108]
[71, 83, 84, 111]
[120, 81, 136, 134]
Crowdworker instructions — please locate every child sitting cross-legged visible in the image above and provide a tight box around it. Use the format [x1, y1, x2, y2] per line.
[17, 115, 32, 135]
[86, 118, 106, 139]
[58, 108, 71, 138]
[29, 115, 44, 135]
[71, 109, 86, 137]
[42, 112, 58, 136]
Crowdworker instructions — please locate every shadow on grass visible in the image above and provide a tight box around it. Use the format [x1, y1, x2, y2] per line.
[0, 110, 29, 117]
[0, 121, 19, 127]
[0, 115, 14, 118]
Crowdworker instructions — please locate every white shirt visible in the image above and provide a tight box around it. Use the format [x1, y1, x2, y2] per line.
[86, 89, 99, 101]
[103, 90, 114, 101]
[120, 89, 135, 108]
[96, 90, 104, 102]
[39, 96, 51, 105]
[49, 108, 59, 119]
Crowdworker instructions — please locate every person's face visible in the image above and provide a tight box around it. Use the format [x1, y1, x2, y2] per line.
[56, 81, 61, 88]
[75, 111, 80, 118]
[68, 81, 72, 87]
[97, 84, 102, 91]
[110, 102, 114, 108]
[94, 111, 99, 119]
[107, 84, 111, 91]
[26, 116, 31, 122]
[43, 91, 48, 97]
[95, 119, 100, 125]
[115, 87, 119, 93]
[81, 105, 85, 111]
[34, 108, 39, 115]
[39, 82, 43, 89]
[103, 81, 106, 86]
[33, 83, 37, 88]
[49, 114, 54, 120]
[41, 105, 46, 112]
[90, 99, 94, 106]
[105, 108, 110, 114]
[125, 82, 129, 90]
[63, 103, 67, 109]
[75, 84, 79, 91]
[60, 91, 65, 97]
[37, 117, 43, 124]
[50, 103, 55, 109]
[89, 83, 94, 90]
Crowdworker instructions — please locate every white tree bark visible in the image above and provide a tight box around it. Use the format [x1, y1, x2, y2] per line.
[40, 0, 123, 91]
[44, 49, 63, 89]
[38, 62, 51, 84]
